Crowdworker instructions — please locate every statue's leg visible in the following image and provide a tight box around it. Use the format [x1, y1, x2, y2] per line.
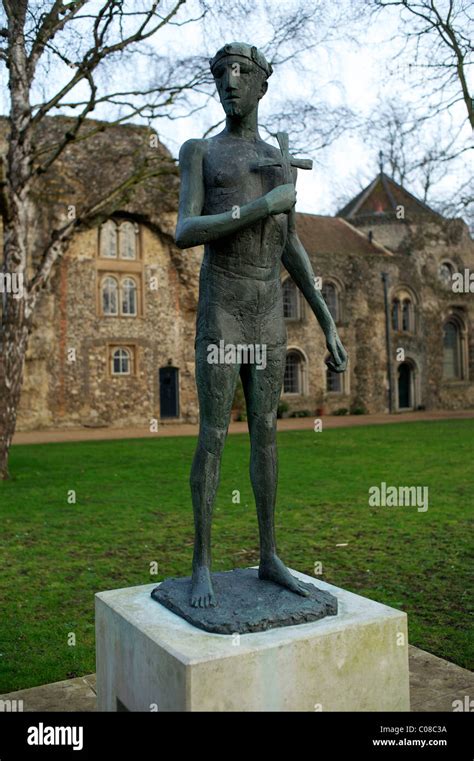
[241, 345, 309, 597]
[190, 338, 240, 608]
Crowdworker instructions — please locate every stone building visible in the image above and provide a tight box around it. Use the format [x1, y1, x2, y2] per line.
[5, 121, 473, 430]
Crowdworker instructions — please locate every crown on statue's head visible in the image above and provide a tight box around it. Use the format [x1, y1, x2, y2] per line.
[209, 42, 273, 79]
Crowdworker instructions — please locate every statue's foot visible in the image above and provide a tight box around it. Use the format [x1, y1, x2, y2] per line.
[190, 566, 217, 608]
[259, 554, 310, 597]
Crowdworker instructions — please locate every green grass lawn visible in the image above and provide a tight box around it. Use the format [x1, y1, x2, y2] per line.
[0, 419, 472, 692]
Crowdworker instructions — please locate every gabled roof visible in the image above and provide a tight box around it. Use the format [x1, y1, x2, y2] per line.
[338, 172, 440, 222]
[295, 213, 392, 256]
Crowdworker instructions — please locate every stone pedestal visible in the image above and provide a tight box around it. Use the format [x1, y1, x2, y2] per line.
[95, 569, 410, 712]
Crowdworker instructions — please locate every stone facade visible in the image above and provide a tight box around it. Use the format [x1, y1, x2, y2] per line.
[10, 136, 474, 430]
[17, 223, 203, 430]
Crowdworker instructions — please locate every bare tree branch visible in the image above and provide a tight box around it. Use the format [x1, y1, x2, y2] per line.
[27, 1, 89, 79]
[369, 0, 473, 128]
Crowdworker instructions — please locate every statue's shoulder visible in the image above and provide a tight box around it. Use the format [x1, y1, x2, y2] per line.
[178, 138, 208, 165]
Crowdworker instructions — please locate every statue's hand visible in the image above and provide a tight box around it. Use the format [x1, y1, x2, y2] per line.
[265, 183, 297, 215]
[325, 329, 348, 373]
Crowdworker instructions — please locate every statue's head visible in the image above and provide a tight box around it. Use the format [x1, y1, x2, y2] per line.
[210, 42, 273, 118]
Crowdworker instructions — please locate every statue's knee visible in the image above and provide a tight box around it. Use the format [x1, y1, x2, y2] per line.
[199, 423, 228, 457]
[251, 412, 276, 447]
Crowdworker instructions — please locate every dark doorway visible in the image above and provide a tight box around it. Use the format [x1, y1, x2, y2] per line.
[397, 362, 411, 410]
[159, 366, 179, 418]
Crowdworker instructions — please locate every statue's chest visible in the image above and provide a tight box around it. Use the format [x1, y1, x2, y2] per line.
[203, 143, 283, 207]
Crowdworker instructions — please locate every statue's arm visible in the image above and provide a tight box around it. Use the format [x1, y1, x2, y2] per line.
[282, 230, 334, 334]
[175, 139, 294, 249]
[282, 230, 348, 372]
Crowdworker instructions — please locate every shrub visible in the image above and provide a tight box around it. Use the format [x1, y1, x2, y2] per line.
[350, 405, 367, 415]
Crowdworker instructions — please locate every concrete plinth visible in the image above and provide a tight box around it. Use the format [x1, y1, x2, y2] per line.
[95, 569, 410, 712]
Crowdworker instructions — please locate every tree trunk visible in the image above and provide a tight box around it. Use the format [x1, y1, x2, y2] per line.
[0, 308, 29, 480]
[0, 5, 33, 479]
[0, 174, 33, 480]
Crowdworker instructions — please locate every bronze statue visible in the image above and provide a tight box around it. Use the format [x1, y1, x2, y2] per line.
[175, 42, 347, 609]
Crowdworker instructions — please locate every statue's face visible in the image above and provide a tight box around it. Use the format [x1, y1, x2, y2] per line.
[212, 55, 267, 118]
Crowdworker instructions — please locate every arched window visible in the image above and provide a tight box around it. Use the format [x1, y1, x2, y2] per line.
[121, 277, 137, 316]
[322, 281, 340, 323]
[282, 278, 299, 320]
[392, 289, 416, 333]
[111, 347, 132, 375]
[326, 367, 342, 393]
[283, 351, 304, 394]
[100, 220, 118, 258]
[102, 276, 118, 315]
[392, 298, 400, 331]
[119, 221, 137, 260]
[439, 262, 454, 287]
[443, 319, 462, 379]
[402, 299, 413, 332]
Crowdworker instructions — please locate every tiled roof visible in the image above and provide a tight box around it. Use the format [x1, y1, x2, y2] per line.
[338, 173, 439, 221]
[295, 212, 392, 256]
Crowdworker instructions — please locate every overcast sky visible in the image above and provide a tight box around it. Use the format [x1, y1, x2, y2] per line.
[149, 1, 406, 214]
[1, 0, 471, 218]
[146, 0, 472, 216]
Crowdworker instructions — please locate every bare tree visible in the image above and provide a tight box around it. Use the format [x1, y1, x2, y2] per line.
[369, 0, 473, 129]
[366, 100, 471, 202]
[333, 101, 473, 228]
[0, 0, 358, 479]
[348, 2, 473, 225]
